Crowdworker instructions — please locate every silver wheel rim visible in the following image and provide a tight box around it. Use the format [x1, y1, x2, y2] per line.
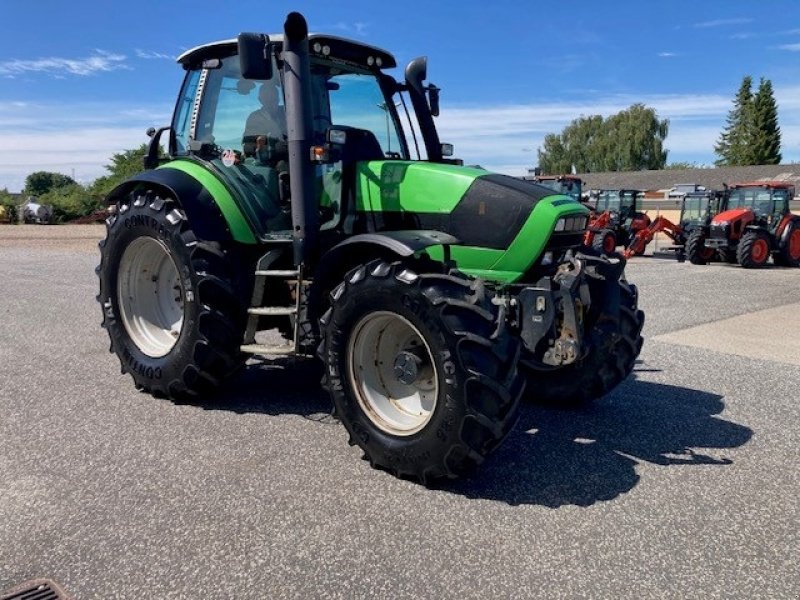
[118, 237, 184, 358]
[347, 311, 438, 437]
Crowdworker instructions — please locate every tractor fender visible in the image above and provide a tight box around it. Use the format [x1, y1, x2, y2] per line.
[308, 230, 460, 332]
[778, 215, 800, 248]
[105, 168, 233, 242]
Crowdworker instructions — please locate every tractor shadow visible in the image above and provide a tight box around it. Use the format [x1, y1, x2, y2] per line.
[184, 357, 333, 419]
[184, 361, 753, 509]
[441, 377, 753, 507]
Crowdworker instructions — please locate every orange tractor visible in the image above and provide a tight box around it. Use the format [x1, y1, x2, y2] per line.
[584, 189, 650, 254]
[691, 182, 799, 268]
[624, 188, 729, 260]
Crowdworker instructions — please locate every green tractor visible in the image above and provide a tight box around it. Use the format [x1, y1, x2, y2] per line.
[97, 12, 644, 482]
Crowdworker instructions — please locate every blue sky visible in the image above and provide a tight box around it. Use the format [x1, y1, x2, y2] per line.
[2, 0, 800, 191]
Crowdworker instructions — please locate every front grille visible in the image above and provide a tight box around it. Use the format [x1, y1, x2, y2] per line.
[709, 223, 729, 239]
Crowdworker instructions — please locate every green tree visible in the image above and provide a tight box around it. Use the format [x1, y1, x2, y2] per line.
[40, 183, 100, 223]
[23, 171, 76, 197]
[714, 76, 755, 166]
[750, 78, 782, 165]
[89, 144, 158, 197]
[538, 115, 604, 174]
[537, 105, 668, 174]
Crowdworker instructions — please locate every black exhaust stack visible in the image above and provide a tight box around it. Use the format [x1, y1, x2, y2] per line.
[405, 57, 443, 162]
[282, 12, 317, 266]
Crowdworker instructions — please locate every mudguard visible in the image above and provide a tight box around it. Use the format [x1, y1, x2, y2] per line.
[104, 168, 241, 243]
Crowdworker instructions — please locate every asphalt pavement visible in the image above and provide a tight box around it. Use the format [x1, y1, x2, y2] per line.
[0, 226, 798, 599]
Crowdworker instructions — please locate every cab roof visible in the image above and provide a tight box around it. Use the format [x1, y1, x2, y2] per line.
[177, 34, 396, 70]
[731, 181, 795, 190]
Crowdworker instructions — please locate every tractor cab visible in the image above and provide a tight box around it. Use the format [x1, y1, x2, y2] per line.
[680, 189, 728, 231]
[532, 175, 583, 203]
[592, 189, 641, 223]
[725, 182, 792, 227]
[164, 34, 449, 245]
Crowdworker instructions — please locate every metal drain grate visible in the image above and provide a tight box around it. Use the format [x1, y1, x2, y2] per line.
[0, 579, 69, 600]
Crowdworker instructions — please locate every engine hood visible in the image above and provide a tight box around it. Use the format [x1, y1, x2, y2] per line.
[712, 207, 753, 224]
[356, 161, 562, 249]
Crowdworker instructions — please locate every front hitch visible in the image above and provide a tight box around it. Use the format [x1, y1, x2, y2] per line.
[515, 253, 625, 368]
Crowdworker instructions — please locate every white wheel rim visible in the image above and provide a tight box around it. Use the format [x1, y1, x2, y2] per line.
[118, 237, 184, 358]
[347, 311, 438, 437]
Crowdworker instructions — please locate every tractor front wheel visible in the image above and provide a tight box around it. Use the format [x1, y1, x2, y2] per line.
[737, 230, 771, 268]
[592, 229, 617, 255]
[522, 280, 644, 406]
[686, 230, 715, 265]
[320, 260, 523, 483]
[97, 193, 249, 400]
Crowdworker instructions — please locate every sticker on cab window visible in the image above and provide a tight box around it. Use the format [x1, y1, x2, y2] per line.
[221, 149, 237, 167]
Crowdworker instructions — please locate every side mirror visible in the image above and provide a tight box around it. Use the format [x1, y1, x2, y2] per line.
[143, 126, 171, 170]
[427, 84, 440, 117]
[238, 33, 272, 80]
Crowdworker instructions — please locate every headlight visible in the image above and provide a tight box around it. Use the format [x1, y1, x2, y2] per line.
[554, 215, 588, 232]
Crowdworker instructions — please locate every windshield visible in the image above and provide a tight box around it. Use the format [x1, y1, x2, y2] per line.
[682, 195, 710, 222]
[309, 65, 406, 158]
[596, 191, 621, 213]
[728, 187, 781, 216]
[537, 179, 581, 202]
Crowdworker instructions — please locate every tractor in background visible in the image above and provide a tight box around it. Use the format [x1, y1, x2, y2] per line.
[530, 175, 584, 204]
[583, 189, 649, 254]
[624, 188, 729, 260]
[697, 182, 799, 268]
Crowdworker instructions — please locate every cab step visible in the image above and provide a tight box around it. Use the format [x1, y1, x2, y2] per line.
[240, 343, 296, 356]
[247, 306, 296, 316]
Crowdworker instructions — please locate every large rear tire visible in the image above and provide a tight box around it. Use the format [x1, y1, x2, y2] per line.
[773, 223, 800, 267]
[522, 280, 644, 406]
[319, 260, 524, 483]
[97, 193, 249, 400]
[686, 230, 715, 265]
[737, 230, 771, 268]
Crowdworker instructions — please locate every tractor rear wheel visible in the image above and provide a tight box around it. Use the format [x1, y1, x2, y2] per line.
[522, 280, 644, 406]
[319, 260, 524, 483]
[737, 230, 771, 268]
[97, 193, 249, 400]
[686, 230, 715, 265]
[592, 229, 617, 255]
[774, 223, 800, 267]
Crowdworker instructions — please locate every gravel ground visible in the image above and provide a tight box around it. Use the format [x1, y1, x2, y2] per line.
[0, 227, 798, 599]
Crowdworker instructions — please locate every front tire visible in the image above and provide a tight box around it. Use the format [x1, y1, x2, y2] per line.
[737, 230, 771, 268]
[592, 229, 617, 255]
[686, 230, 715, 265]
[97, 192, 249, 399]
[522, 280, 644, 406]
[320, 260, 524, 483]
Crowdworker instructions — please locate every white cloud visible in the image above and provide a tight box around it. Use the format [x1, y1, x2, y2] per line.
[0, 50, 128, 76]
[332, 21, 369, 36]
[778, 43, 800, 51]
[0, 101, 170, 191]
[730, 32, 756, 40]
[135, 49, 174, 60]
[2, 84, 800, 191]
[436, 86, 800, 175]
[693, 18, 753, 29]
[658, 52, 676, 58]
